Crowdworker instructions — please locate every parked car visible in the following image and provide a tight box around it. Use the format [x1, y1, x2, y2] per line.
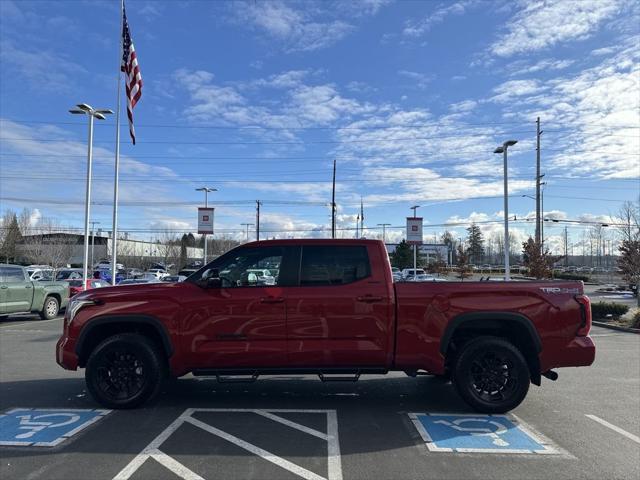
[57, 239, 595, 412]
[245, 269, 276, 285]
[401, 268, 426, 279]
[56, 268, 84, 281]
[407, 274, 447, 282]
[26, 266, 54, 281]
[124, 268, 144, 279]
[161, 275, 187, 283]
[178, 268, 198, 277]
[68, 278, 110, 297]
[147, 269, 169, 280]
[1, 264, 69, 319]
[93, 268, 125, 285]
[118, 278, 161, 285]
[94, 260, 124, 270]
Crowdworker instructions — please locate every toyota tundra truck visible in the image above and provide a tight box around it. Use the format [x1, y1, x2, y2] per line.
[56, 239, 595, 412]
[1, 264, 69, 319]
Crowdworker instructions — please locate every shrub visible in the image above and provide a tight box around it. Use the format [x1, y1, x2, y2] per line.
[632, 310, 640, 329]
[553, 273, 590, 282]
[591, 302, 630, 320]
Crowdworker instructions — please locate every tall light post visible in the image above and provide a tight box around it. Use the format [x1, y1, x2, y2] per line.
[377, 223, 391, 243]
[241, 223, 254, 242]
[494, 139, 517, 280]
[196, 187, 217, 264]
[69, 104, 113, 283]
[410, 205, 420, 272]
[90, 221, 101, 269]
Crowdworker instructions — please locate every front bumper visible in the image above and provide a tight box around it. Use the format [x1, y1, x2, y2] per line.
[56, 335, 78, 370]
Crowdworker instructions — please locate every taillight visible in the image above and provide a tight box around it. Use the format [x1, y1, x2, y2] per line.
[575, 295, 592, 336]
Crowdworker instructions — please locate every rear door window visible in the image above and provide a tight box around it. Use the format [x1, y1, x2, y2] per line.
[0, 267, 27, 282]
[299, 246, 371, 286]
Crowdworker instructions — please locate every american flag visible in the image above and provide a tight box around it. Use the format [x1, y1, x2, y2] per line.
[121, 4, 142, 144]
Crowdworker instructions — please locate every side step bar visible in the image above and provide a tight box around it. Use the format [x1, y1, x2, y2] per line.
[192, 367, 387, 383]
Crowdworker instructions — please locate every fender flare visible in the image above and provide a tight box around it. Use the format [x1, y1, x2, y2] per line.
[75, 314, 174, 359]
[439, 311, 542, 355]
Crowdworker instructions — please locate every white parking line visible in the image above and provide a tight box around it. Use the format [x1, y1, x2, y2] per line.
[113, 408, 342, 480]
[585, 415, 640, 444]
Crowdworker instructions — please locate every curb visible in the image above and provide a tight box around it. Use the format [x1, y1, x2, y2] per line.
[592, 321, 640, 334]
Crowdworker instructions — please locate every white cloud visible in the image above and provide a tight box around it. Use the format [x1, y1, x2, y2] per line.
[508, 58, 574, 76]
[490, 79, 546, 102]
[233, 1, 354, 52]
[402, 1, 470, 37]
[0, 40, 88, 92]
[490, 0, 627, 57]
[397, 70, 433, 90]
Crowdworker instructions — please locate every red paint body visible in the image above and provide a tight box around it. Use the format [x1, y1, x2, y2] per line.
[56, 239, 595, 380]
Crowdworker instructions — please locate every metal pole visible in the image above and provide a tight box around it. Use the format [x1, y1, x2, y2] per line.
[331, 160, 336, 239]
[110, 0, 124, 286]
[203, 190, 208, 264]
[503, 147, 510, 281]
[256, 201, 261, 241]
[535, 117, 541, 247]
[541, 186, 545, 250]
[90, 221, 100, 270]
[82, 114, 95, 283]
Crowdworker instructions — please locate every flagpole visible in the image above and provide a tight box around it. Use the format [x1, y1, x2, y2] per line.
[110, 0, 124, 286]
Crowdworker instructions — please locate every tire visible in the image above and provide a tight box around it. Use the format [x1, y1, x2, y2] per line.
[85, 333, 165, 409]
[40, 296, 59, 320]
[452, 336, 530, 413]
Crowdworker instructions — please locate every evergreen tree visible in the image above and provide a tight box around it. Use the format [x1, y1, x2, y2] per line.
[455, 245, 472, 280]
[466, 223, 485, 265]
[390, 240, 413, 269]
[0, 213, 23, 262]
[522, 238, 556, 279]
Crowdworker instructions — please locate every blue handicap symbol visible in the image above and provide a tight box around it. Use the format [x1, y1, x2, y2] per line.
[410, 413, 556, 453]
[0, 408, 109, 447]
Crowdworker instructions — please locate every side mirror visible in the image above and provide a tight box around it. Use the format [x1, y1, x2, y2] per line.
[199, 268, 221, 288]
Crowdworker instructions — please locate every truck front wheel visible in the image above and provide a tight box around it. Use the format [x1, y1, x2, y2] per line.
[85, 333, 165, 409]
[40, 296, 59, 319]
[452, 336, 530, 413]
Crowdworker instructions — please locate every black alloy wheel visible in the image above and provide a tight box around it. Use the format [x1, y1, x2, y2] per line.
[453, 336, 530, 413]
[85, 333, 165, 409]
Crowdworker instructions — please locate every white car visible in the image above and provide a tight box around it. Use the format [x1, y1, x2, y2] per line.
[147, 269, 169, 279]
[246, 269, 276, 285]
[401, 268, 426, 279]
[95, 261, 124, 270]
[25, 266, 54, 281]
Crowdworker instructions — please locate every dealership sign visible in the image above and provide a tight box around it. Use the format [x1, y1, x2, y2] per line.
[406, 217, 423, 244]
[198, 208, 215, 234]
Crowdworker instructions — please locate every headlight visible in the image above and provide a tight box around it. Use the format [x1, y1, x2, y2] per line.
[67, 299, 97, 323]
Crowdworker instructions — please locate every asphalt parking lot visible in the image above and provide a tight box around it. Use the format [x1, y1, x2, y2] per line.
[1, 315, 638, 480]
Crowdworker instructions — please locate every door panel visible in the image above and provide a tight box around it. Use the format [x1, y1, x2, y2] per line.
[0, 267, 33, 313]
[181, 246, 292, 369]
[184, 286, 287, 368]
[286, 245, 394, 367]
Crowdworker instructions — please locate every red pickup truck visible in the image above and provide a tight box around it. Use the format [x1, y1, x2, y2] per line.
[56, 239, 595, 412]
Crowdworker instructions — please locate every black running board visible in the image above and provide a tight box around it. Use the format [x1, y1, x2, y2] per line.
[192, 367, 387, 383]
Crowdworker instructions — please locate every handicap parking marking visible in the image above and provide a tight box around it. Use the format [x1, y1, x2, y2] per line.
[408, 413, 562, 454]
[113, 408, 342, 480]
[0, 408, 110, 447]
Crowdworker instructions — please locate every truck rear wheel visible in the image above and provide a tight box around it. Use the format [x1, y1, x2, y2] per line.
[85, 333, 165, 409]
[40, 296, 59, 319]
[452, 336, 530, 413]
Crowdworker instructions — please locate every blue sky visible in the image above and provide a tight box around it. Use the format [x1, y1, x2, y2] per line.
[0, 0, 638, 254]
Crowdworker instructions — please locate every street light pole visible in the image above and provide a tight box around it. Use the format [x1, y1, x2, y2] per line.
[69, 104, 113, 283]
[241, 223, 254, 242]
[494, 140, 518, 281]
[196, 187, 216, 264]
[410, 205, 420, 273]
[90, 221, 101, 270]
[377, 223, 391, 243]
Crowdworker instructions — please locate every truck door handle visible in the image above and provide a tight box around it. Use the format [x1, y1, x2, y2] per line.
[356, 295, 384, 303]
[260, 296, 284, 304]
